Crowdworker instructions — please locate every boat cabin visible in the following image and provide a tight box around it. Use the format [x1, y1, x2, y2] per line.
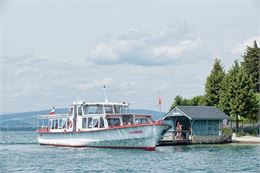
[37, 102, 152, 133]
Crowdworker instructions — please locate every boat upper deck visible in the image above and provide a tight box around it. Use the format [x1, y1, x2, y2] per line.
[36, 101, 161, 133]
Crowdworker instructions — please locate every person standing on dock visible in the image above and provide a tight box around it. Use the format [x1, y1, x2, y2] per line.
[176, 122, 183, 140]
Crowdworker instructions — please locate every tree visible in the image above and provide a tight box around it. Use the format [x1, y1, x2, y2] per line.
[255, 93, 260, 123]
[170, 95, 184, 110]
[189, 95, 206, 106]
[218, 60, 240, 115]
[223, 61, 258, 131]
[170, 95, 206, 110]
[205, 58, 225, 106]
[241, 40, 260, 93]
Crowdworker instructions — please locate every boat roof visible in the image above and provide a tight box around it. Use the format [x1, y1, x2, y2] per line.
[37, 113, 151, 119]
[163, 106, 230, 120]
[70, 101, 129, 106]
[106, 113, 151, 117]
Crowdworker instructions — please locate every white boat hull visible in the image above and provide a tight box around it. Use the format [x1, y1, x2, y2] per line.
[38, 124, 169, 150]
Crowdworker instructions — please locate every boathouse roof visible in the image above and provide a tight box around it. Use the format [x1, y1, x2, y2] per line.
[163, 106, 230, 120]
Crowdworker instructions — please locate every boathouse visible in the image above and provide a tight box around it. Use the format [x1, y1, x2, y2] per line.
[161, 106, 230, 144]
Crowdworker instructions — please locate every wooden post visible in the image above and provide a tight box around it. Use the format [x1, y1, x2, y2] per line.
[172, 131, 175, 142]
[191, 120, 194, 140]
[236, 114, 239, 132]
[206, 120, 208, 135]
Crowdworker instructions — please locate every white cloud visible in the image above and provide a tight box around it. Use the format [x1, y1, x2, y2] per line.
[87, 23, 206, 66]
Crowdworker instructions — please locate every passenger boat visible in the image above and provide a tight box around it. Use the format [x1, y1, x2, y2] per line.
[37, 101, 170, 151]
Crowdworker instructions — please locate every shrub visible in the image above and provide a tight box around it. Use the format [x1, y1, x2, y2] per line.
[222, 127, 232, 137]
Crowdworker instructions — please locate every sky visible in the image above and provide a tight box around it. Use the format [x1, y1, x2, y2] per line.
[0, 0, 259, 113]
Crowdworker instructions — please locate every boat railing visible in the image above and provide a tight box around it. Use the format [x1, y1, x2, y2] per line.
[37, 114, 69, 119]
[37, 114, 69, 132]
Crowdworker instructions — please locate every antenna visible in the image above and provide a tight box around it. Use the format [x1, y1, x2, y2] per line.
[103, 85, 108, 103]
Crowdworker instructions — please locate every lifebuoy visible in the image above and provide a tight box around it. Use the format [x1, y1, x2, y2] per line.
[69, 120, 73, 128]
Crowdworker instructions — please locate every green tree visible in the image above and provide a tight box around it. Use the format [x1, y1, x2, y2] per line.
[170, 95, 184, 109]
[189, 95, 206, 106]
[241, 40, 260, 93]
[228, 66, 258, 131]
[205, 58, 225, 106]
[218, 60, 240, 115]
[170, 95, 191, 109]
[254, 93, 260, 123]
[182, 98, 190, 106]
[170, 95, 206, 110]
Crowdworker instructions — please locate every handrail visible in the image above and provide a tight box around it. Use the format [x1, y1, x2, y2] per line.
[37, 114, 69, 119]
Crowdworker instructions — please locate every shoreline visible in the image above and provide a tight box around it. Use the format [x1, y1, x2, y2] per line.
[232, 136, 260, 144]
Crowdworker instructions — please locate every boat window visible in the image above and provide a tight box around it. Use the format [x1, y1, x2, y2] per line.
[83, 105, 87, 115]
[88, 117, 93, 128]
[69, 107, 73, 117]
[82, 118, 87, 128]
[58, 119, 63, 129]
[78, 106, 82, 116]
[96, 106, 103, 114]
[41, 119, 49, 128]
[55, 119, 59, 129]
[92, 118, 99, 128]
[114, 105, 123, 113]
[122, 115, 133, 125]
[67, 119, 70, 129]
[51, 119, 58, 129]
[85, 105, 104, 114]
[124, 106, 129, 113]
[135, 118, 148, 124]
[88, 106, 96, 114]
[107, 118, 121, 127]
[100, 117, 104, 128]
[58, 119, 67, 129]
[48, 119, 51, 127]
[50, 120, 54, 129]
[104, 105, 113, 114]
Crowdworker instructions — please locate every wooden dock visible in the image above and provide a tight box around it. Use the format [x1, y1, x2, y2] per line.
[159, 139, 191, 146]
[159, 130, 192, 146]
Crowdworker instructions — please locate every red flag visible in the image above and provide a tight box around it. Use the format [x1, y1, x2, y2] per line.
[49, 107, 55, 115]
[158, 95, 163, 105]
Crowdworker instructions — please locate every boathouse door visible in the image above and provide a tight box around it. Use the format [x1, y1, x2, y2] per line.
[174, 116, 191, 141]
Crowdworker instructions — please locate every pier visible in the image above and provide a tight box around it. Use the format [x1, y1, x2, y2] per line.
[159, 130, 191, 145]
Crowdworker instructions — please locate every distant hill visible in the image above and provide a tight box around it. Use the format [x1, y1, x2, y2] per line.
[129, 109, 166, 120]
[0, 108, 166, 131]
[0, 111, 13, 115]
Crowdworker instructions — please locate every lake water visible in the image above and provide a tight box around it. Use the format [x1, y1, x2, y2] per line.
[0, 131, 260, 173]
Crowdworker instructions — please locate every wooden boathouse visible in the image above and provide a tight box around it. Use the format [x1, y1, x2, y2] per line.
[160, 106, 230, 145]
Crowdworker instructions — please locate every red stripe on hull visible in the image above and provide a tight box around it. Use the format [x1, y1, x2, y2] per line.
[40, 144, 156, 151]
[37, 123, 170, 134]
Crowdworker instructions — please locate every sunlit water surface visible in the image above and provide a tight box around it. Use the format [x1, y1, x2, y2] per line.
[0, 131, 260, 172]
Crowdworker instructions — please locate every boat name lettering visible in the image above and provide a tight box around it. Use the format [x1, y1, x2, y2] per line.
[129, 130, 143, 134]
